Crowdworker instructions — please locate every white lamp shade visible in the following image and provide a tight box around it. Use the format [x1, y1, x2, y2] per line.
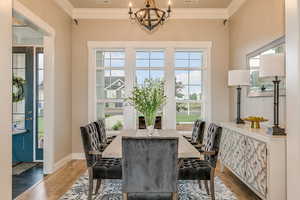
[228, 70, 250, 86]
[259, 54, 285, 77]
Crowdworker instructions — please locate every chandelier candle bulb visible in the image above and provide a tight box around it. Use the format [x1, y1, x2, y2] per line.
[128, 2, 133, 15]
[168, 0, 171, 13]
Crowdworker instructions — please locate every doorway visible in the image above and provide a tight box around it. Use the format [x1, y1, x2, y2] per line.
[12, 16, 45, 198]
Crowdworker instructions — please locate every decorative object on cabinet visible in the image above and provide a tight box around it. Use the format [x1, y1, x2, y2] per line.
[219, 122, 286, 200]
[228, 70, 250, 124]
[244, 116, 268, 129]
[247, 36, 285, 97]
[259, 54, 286, 135]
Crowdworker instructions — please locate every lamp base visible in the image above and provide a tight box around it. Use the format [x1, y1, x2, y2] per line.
[267, 126, 286, 136]
[236, 118, 245, 124]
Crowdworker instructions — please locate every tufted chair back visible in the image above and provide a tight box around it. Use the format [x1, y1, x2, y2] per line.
[94, 119, 107, 145]
[191, 120, 206, 143]
[80, 123, 102, 167]
[202, 123, 223, 168]
[122, 137, 178, 199]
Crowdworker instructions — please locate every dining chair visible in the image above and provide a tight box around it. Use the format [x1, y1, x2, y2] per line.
[178, 123, 222, 200]
[122, 137, 179, 200]
[138, 116, 162, 129]
[94, 119, 116, 146]
[183, 120, 205, 147]
[80, 122, 122, 200]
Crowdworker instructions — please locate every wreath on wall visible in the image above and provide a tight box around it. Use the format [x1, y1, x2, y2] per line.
[12, 75, 25, 103]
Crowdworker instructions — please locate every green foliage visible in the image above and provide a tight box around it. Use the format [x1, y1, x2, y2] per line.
[112, 121, 123, 131]
[127, 79, 167, 126]
[12, 75, 25, 103]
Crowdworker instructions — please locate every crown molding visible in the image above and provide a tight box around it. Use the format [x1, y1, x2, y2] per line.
[54, 0, 246, 20]
[227, 0, 247, 17]
[73, 8, 229, 19]
[53, 0, 73, 17]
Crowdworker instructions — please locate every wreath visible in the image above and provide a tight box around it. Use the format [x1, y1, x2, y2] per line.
[12, 76, 25, 103]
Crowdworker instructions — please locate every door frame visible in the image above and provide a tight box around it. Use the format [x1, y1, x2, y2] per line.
[13, 0, 56, 174]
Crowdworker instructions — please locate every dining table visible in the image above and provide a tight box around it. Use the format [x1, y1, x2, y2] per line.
[102, 129, 201, 159]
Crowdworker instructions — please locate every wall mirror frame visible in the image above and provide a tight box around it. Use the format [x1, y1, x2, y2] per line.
[246, 36, 286, 97]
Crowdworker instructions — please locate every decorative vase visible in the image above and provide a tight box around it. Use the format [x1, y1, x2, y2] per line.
[145, 113, 156, 136]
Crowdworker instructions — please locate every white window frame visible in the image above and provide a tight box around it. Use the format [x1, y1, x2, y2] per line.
[174, 49, 206, 129]
[88, 41, 212, 132]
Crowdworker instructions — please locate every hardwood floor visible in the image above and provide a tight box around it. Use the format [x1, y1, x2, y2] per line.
[16, 160, 260, 200]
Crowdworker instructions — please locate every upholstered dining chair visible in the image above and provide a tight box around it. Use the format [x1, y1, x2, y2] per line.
[138, 116, 162, 129]
[94, 119, 117, 146]
[183, 120, 205, 147]
[80, 122, 122, 200]
[122, 137, 179, 200]
[178, 123, 222, 200]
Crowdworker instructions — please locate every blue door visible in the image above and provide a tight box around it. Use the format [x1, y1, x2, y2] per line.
[12, 47, 34, 162]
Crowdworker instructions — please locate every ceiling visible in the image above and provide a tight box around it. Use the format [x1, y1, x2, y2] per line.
[68, 0, 233, 9]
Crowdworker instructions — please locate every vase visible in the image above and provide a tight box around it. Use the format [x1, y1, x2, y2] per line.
[144, 114, 156, 136]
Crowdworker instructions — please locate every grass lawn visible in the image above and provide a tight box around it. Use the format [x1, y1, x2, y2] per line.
[176, 113, 200, 123]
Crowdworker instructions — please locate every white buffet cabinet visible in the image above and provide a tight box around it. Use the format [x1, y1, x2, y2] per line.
[219, 122, 286, 200]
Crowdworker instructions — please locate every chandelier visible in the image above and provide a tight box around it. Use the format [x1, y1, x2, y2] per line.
[128, 0, 172, 31]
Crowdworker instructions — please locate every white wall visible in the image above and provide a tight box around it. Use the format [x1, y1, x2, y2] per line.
[285, 0, 300, 198]
[0, 0, 12, 199]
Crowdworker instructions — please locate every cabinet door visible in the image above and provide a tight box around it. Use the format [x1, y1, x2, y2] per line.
[220, 128, 245, 179]
[219, 128, 232, 167]
[227, 130, 245, 178]
[245, 137, 267, 197]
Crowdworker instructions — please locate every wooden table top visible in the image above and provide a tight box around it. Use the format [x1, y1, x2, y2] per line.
[102, 129, 201, 158]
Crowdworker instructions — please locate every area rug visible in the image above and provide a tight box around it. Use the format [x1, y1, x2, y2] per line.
[60, 173, 237, 200]
[12, 162, 40, 175]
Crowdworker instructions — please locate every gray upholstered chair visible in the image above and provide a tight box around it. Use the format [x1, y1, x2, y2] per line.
[178, 123, 222, 200]
[80, 123, 122, 200]
[122, 137, 179, 200]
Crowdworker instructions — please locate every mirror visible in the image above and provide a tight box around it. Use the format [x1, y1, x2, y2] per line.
[247, 36, 285, 97]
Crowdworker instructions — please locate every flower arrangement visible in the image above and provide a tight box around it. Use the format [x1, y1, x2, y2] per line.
[127, 79, 167, 130]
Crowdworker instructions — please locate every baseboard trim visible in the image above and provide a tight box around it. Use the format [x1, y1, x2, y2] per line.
[72, 153, 86, 160]
[53, 154, 72, 172]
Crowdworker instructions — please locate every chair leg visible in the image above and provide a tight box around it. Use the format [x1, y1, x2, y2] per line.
[94, 179, 101, 195]
[204, 180, 210, 195]
[88, 168, 93, 200]
[198, 180, 202, 190]
[210, 169, 216, 200]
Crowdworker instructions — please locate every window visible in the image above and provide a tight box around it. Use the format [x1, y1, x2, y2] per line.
[89, 42, 211, 132]
[175, 51, 204, 131]
[12, 53, 26, 131]
[135, 50, 165, 85]
[95, 50, 125, 131]
[36, 48, 44, 148]
[135, 50, 165, 127]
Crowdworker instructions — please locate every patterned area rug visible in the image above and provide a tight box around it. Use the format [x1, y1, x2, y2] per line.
[12, 162, 39, 175]
[60, 173, 237, 200]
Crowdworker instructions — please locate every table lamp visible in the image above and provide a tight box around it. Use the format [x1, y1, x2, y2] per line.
[259, 53, 286, 135]
[228, 70, 250, 124]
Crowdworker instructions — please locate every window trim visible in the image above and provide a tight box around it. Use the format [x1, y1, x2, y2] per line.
[88, 41, 212, 131]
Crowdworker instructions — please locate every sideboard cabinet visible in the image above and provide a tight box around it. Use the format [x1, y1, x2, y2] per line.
[219, 122, 286, 200]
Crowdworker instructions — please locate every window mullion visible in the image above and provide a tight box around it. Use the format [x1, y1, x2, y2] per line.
[164, 47, 176, 129]
[124, 47, 136, 129]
